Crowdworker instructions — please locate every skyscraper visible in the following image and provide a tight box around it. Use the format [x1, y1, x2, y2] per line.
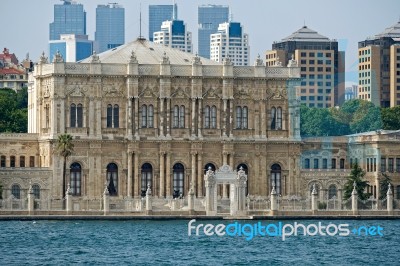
[95, 3, 125, 53]
[49, 0, 86, 41]
[210, 22, 250, 66]
[148, 4, 178, 42]
[49, 34, 93, 62]
[266, 26, 345, 108]
[358, 20, 400, 107]
[153, 20, 192, 53]
[198, 5, 229, 59]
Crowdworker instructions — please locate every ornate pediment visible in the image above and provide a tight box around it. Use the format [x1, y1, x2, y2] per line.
[67, 85, 88, 97]
[233, 87, 251, 100]
[268, 87, 287, 100]
[202, 87, 221, 99]
[171, 87, 190, 98]
[139, 87, 158, 98]
[103, 85, 124, 97]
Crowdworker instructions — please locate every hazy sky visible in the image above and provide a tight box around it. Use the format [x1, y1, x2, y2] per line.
[2, 0, 400, 84]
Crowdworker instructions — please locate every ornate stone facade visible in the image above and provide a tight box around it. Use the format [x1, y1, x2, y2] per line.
[1, 39, 400, 205]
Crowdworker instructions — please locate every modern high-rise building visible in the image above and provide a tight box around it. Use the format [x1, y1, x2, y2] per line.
[49, 34, 93, 62]
[148, 4, 178, 42]
[358, 20, 400, 107]
[345, 85, 358, 101]
[266, 26, 345, 108]
[198, 5, 229, 59]
[95, 3, 125, 53]
[49, 0, 86, 41]
[153, 20, 192, 53]
[210, 22, 250, 66]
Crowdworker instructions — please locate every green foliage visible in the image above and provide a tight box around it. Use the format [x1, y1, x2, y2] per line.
[381, 106, 400, 130]
[56, 134, 74, 159]
[0, 87, 28, 133]
[318, 202, 327, 210]
[343, 162, 371, 200]
[379, 173, 392, 200]
[301, 99, 382, 137]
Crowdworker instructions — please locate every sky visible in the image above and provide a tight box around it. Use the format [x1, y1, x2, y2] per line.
[2, 0, 400, 85]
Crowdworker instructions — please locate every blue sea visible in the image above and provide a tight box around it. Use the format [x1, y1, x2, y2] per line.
[0, 219, 398, 265]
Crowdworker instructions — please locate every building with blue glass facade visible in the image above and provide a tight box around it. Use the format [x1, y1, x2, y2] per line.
[153, 19, 192, 53]
[148, 4, 178, 42]
[49, 0, 86, 41]
[210, 22, 250, 66]
[198, 5, 229, 59]
[95, 3, 125, 53]
[49, 34, 93, 62]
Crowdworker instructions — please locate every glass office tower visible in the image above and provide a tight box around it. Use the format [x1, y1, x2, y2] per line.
[198, 5, 229, 59]
[49, 0, 86, 41]
[148, 4, 178, 42]
[95, 3, 125, 53]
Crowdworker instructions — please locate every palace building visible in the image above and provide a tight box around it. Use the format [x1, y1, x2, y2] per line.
[1, 39, 400, 209]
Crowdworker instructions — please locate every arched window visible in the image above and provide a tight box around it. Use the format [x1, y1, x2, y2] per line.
[310, 183, 319, 195]
[328, 184, 337, 199]
[107, 104, 113, 128]
[271, 164, 281, 195]
[173, 163, 184, 198]
[242, 107, 248, 129]
[141, 163, 153, 197]
[20, 156, 25, 167]
[211, 105, 217, 129]
[77, 104, 83, 127]
[314, 159, 319, 169]
[276, 107, 282, 129]
[204, 163, 216, 174]
[148, 105, 154, 128]
[70, 103, 76, 127]
[237, 164, 249, 196]
[106, 163, 118, 196]
[10, 156, 15, 167]
[179, 105, 185, 128]
[173, 105, 185, 128]
[304, 158, 310, 169]
[70, 162, 82, 196]
[340, 158, 345, 169]
[32, 184, 40, 199]
[113, 104, 119, 128]
[0, 155, 5, 167]
[11, 184, 21, 199]
[141, 105, 147, 128]
[204, 106, 210, 128]
[236, 106, 242, 129]
[271, 107, 276, 130]
[322, 158, 328, 169]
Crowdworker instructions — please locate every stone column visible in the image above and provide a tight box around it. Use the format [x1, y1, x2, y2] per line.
[159, 152, 165, 197]
[134, 97, 139, 139]
[89, 97, 94, 137]
[197, 98, 202, 138]
[311, 184, 318, 212]
[197, 153, 203, 197]
[222, 99, 227, 137]
[127, 152, 133, 198]
[127, 97, 133, 137]
[166, 153, 171, 196]
[103, 186, 109, 215]
[96, 99, 102, 137]
[28, 185, 34, 215]
[229, 100, 233, 137]
[270, 184, 278, 214]
[159, 98, 164, 137]
[146, 184, 152, 215]
[222, 152, 228, 199]
[133, 152, 139, 198]
[166, 98, 171, 137]
[351, 182, 358, 215]
[60, 98, 65, 134]
[261, 100, 266, 138]
[50, 98, 58, 138]
[188, 183, 195, 215]
[387, 183, 393, 214]
[191, 151, 196, 191]
[66, 183, 72, 214]
[191, 99, 196, 137]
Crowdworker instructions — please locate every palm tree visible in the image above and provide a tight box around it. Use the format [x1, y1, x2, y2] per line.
[56, 133, 74, 205]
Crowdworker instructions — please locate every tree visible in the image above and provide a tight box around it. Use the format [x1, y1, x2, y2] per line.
[56, 134, 74, 205]
[381, 106, 400, 130]
[0, 87, 28, 133]
[379, 172, 392, 200]
[343, 162, 371, 200]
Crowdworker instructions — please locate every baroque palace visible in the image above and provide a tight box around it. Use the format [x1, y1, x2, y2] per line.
[1, 39, 400, 210]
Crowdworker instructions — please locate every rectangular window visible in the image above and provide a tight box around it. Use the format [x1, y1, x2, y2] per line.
[301, 52, 307, 57]
[304, 159, 310, 169]
[30, 156, 35, 167]
[396, 158, 400, 173]
[331, 158, 336, 169]
[309, 67, 315, 71]
[309, 60, 315, 64]
[322, 158, 327, 169]
[317, 52, 323, 57]
[317, 60, 323, 64]
[388, 158, 394, 172]
[381, 157, 386, 172]
[301, 67, 307, 71]
[314, 159, 319, 169]
[367, 158, 370, 172]
[374, 158, 377, 172]
[10, 156, 15, 167]
[309, 52, 315, 57]
[20, 156, 25, 167]
[326, 67, 331, 72]
[340, 159, 345, 169]
[0, 156, 5, 167]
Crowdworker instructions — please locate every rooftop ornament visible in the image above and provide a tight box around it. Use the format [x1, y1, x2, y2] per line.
[129, 50, 138, 64]
[91, 51, 100, 63]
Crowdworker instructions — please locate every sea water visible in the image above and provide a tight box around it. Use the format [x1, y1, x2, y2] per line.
[0, 219, 398, 265]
